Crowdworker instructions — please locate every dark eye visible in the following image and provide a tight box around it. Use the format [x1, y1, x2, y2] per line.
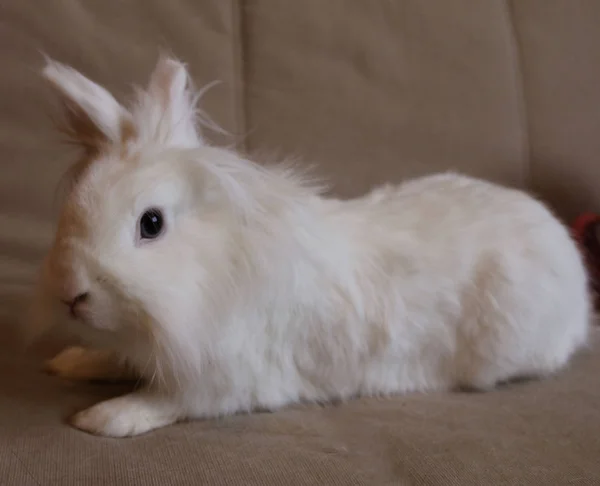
[139, 208, 164, 240]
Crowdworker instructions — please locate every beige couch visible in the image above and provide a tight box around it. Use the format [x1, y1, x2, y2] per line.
[1, 1, 599, 484]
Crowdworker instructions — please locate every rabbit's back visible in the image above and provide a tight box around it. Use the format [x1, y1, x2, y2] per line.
[321, 173, 591, 393]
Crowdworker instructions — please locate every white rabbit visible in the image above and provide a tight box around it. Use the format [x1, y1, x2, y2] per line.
[29, 56, 591, 437]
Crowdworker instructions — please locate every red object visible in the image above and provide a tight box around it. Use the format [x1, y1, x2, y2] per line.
[571, 212, 600, 310]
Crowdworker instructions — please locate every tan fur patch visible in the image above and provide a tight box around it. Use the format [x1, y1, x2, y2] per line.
[120, 117, 137, 145]
[56, 99, 107, 156]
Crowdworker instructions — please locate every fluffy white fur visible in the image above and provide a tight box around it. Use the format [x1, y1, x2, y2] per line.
[30, 57, 591, 437]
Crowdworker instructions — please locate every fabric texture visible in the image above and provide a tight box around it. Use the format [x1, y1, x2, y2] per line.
[1, 1, 600, 484]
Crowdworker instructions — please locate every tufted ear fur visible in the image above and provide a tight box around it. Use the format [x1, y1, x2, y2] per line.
[43, 60, 133, 154]
[133, 56, 203, 148]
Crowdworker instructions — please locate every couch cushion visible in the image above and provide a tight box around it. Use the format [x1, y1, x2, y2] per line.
[510, 0, 600, 220]
[243, 0, 528, 198]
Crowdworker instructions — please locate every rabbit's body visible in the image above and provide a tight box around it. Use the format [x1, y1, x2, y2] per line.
[32, 58, 590, 437]
[135, 169, 586, 415]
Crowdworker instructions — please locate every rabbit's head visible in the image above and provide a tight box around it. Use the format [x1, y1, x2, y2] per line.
[28, 57, 280, 375]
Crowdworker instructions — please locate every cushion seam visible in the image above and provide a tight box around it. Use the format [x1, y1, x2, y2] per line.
[504, 0, 532, 189]
[231, 0, 248, 152]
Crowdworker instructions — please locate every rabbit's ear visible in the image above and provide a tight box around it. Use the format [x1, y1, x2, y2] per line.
[43, 60, 132, 153]
[139, 56, 202, 147]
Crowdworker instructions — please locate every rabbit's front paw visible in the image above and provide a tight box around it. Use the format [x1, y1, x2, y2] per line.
[70, 392, 180, 437]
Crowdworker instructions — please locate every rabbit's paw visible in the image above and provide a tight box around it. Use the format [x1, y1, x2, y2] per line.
[44, 346, 135, 382]
[44, 346, 96, 379]
[70, 392, 180, 437]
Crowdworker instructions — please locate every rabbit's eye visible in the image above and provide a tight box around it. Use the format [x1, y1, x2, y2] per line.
[139, 208, 164, 240]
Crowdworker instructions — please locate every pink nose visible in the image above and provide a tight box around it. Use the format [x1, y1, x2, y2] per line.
[61, 292, 89, 319]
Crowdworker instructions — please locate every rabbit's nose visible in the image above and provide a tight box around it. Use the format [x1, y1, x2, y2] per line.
[61, 292, 90, 319]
